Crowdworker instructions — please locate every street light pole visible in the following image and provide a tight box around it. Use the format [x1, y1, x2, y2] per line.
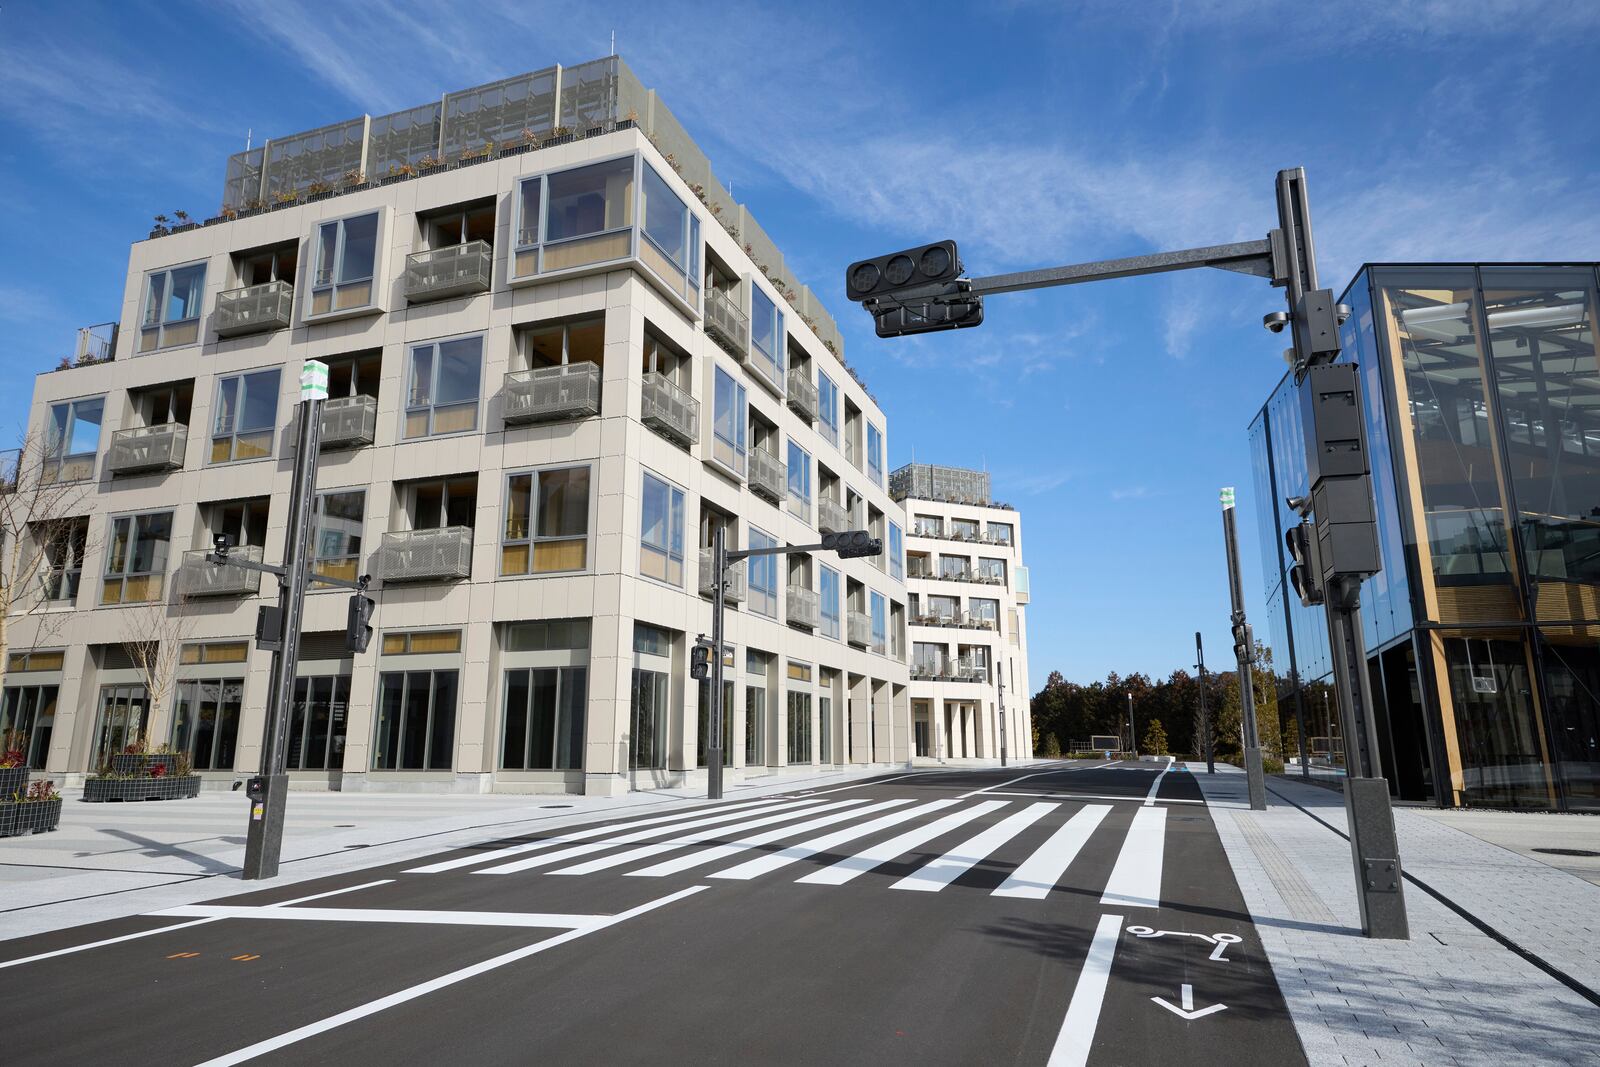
[708, 526, 727, 800]
[996, 670, 1008, 767]
[1126, 692, 1137, 760]
[1195, 630, 1214, 774]
[1221, 488, 1267, 811]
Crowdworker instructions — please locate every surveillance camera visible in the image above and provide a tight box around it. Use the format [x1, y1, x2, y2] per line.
[1263, 311, 1290, 334]
[1336, 303, 1353, 326]
[213, 533, 233, 550]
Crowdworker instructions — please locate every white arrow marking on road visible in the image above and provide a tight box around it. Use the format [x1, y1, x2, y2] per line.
[1151, 984, 1227, 1021]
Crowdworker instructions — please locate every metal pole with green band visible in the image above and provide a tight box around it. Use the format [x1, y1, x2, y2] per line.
[1220, 487, 1267, 810]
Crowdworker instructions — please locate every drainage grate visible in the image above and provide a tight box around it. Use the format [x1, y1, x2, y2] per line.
[541, 803, 574, 809]
[1532, 847, 1600, 858]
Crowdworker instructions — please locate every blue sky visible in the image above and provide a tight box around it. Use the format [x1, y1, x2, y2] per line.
[4, 1, 1600, 692]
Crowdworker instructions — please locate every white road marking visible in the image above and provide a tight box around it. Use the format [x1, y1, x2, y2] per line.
[890, 802, 1057, 892]
[992, 805, 1112, 900]
[154, 905, 601, 929]
[472, 799, 839, 875]
[541, 799, 872, 876]
[623, 799, 914, 878]
[797, 800, 1010, 886]
[710, 799, 959, 881]
[983, 790, 1203, 805]
[0, 879, 394, 971]
[1048, 913, 1123, 1067]
[192, 886, 707, 1067]
[1100, 807, 1167, 908]
[956, 770, 1060, 800]
[1143, 757, 1175, 806]
[789, 771, 932, 795]
[405, 796, 791, 873]
[1152, 983, 1227, 1020]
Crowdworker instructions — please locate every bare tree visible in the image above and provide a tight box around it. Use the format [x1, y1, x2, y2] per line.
[118, 595, 198, 750]
[0, 430, 97, 685]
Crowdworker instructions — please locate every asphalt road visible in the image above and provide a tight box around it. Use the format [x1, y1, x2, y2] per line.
[0, 761, 1306, 1066]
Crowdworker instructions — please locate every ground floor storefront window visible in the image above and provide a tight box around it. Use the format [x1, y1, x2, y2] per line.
[1, 685, 57, 768]
[93, 684, 148, 769]
[171, 679, 243, 770]
[290, 675, 350, 771]
[374, 670, 458, 770]
[504, 667, 587, 770]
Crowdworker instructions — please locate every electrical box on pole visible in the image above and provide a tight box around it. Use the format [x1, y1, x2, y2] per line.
[1300, 363, 1381, 592]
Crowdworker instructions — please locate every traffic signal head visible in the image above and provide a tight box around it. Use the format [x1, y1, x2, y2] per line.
[1285, 521, 1324, 607]
[690, 634, 713, 681]
[822, 530, 882, 559]
[846, 241, 962, 302]
[345, 594, 375, 653]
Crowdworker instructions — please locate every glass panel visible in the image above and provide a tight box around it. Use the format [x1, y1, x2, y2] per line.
[339, 213, 379, 283]
[144, 273, 166, 326]
[641, 473, 669, 555]
[751, 287, 780, 365]
[239, 370, 281, 432]
[66, 399, 103, 456]
[546, 157, 634, 242]
[503, 669, 532, 770]
[374, 673, 404, 769]
[538, 467, 589, 538]
[787, 442, 810, 499]
[1538, 630, 1600, 810]
[401, 671, 432, 769]
[558, 668, 586, 770]
[316, 222, 339, 284]
[641, 164, 687, 268]
[408, 346, 435, 409]
[436, 337, 482, 405]
[745, 684, 766, 765]
[1442, 636, 1547, 808]
[166, 263, 205, 323]
[517, 177, 541, 246]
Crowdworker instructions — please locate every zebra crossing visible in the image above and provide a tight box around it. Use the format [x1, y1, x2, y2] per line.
[404, 789, 1179, 905]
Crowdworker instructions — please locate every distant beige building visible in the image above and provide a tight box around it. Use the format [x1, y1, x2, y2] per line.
[4, 56, 913, 796]
[892, 464, 1031, 763]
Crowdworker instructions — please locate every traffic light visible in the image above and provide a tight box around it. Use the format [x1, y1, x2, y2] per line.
[846, 240, 963, 302]
[1285, 520, 1324, 607]
[345, 594, 375, 653]
[822, 530, 882, 559]
[690, 634, 713, 681]
[845, 240, 984, 338]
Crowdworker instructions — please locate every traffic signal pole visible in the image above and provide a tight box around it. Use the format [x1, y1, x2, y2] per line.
[1221, 489, 1267, 810]
[1195, 631, 1215, 774]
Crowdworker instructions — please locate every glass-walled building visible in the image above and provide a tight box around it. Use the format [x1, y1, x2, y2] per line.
[1251, 263, 1600, 813]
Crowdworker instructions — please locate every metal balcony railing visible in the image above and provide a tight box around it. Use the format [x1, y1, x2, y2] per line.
[320, 394, 378, 450]
[504, 363, 601, 425]
[72, 322, 118, 364]
[704, 288, 749, 359]
[404, 240, 493, 302]
[786, 369, 818, 422]
[216, 280, 294, 337]
[179, 545, 263, 597]
[698, 549, 747, 602]
[786, 585, 820, 628]
[378, 527, 473, 582]
[748, 447, 785, 503]
[818, 497, 850, 534]
[641, 372, 699, 448]
[107, 423, 187, 476]
[847, 610, 872, 648]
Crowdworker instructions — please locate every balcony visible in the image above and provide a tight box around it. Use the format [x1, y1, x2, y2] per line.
[641, 372, 699, 448]
[320, 394, 378, 450]
[71, 321, 118, 364]
[108, 423, 187, 476]
[179, 545, 262, 597]
[504, 363, 601, 425]
[216, 281, 293, 337]
[818, 497, 849, 534]
[704, 288, 749, 359]
[786, 585, 820, 629]
[786, 369, 817, 422]
[698, 550, 747, 603]
[404, 241, 493, 303]
[379, 527, 473, 582]
[847, 610, 872, 648]
[749, 448, 785, 504]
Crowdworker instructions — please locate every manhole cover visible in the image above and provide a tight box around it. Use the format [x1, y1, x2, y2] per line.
[1532, 847, 1600, 858]
[541, 804, 574, 809]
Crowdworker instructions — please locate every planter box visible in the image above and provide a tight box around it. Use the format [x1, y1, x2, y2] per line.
[111, 753, 179, 777]
[0, 797, 62, 836]
[83, 774, 201, 803]
[0, 766, 28, 799]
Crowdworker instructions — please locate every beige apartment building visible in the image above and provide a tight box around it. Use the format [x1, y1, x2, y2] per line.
[893, 464, 1032, 764]
[3, 56, 914, 796]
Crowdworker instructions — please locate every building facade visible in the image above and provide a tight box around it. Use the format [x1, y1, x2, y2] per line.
[891, 464, 1032, 763]
[1251, 263, 1600, 812]
[2, 56, 914, 797]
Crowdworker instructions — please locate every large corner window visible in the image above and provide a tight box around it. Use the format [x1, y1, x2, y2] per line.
[102, 510, 173, 604]
[640, 163, 700, 303]
[787, 440, 812, 522]
[44, 396, 104, 483]
[713, 366, 748, 476]
[311, 212, 379, 316]
[140, 262, 206, 352]
[749, 527, 779, 618]
[889, 522, 904, 581]
[210, 368, 281, 463]
[313, 490, 365, 582]
[751, 286, 784, 378]
[503, 466, 591, 576]
[819, 565, 841, 640]
[817, 372, 840, 447]
[639, 471, 686, 586]
[537, 157, 635, 274]
[405, 334, 482, 438]
[870, 591, 888, 654]
[867, 422, 884, 487]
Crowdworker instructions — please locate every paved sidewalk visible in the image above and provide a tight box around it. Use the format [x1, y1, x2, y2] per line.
[1191, 764, 1599, 1066]
[0, 764, 924, 939]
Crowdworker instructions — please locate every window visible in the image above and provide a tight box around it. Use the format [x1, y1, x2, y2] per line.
[639, 471, 686, 586]
[211, 369, 281, 463]
[988, 522, 1014, 545]
[408, 477, 477, 529]
[713, 366, 748, 477]
[208, 498, 269, 554]
[914, 642, 944, 674]
[381, 630, 463, 655]
[640, 163, 700, 302]
[171, 677, 244, 770]
[941, 555, 971, 580]
[951, 518, 980, 540]
[787, 440, 812, 522]
[0, 685, 57, 768]
[405, 334, 482, 438]
[749, 527, 779, 618]
[979, 557, 1007, 583]
[889, 522, 904, 581]
[970, 597, 1000, 630]
[745, 650, 768, 767]
[630, 622, 670, 771]
[914, 514, 942, 537]
[289, 675, 349, 771]
[45, 397, 103, 482]
[140, 262, 206, 352]
[751, 285, 784, 376]
[102, 511, 173, 604]
[502, 666, 587, 770]
[819, 565, 841, 640]
[312, 212, 379, 315]
[540, 157, 635, 273]
[817, 372, 840, 447]
[374, 670, 458, 770]
[870, 592, 888, 654]
[926, 594, 958, 623]
[867, 423, 884, 487]
[504, 466, 591, 575]
[787, 684, 812, 765]
[313, 491, 365, 582]
[42, 518, 89, 602]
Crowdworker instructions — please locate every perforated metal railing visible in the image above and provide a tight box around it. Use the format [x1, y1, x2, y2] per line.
[504, 363, 601, 424]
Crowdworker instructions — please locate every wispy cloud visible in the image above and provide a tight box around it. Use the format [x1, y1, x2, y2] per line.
[1110, 486, 1153, 502]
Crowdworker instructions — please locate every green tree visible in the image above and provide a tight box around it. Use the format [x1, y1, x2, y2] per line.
[1043, 732, 1062, 758]
[1141, 718, 1168, 756]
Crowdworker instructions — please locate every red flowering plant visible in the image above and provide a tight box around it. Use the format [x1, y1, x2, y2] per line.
[149, 762, 167, 778]
[25, 780, 59, 802]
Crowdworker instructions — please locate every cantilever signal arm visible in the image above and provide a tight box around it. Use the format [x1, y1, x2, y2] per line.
[963, 239, 1276, 297]
[204, 551, 370, 592]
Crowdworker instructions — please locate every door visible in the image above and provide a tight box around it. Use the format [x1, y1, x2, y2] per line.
[290, 675, 351, 787]
[93, 685, 148, 769]
[630, 647, 670, 787]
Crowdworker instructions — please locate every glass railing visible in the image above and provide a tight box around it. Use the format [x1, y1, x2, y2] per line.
[847, 610, 872, 647]
[818, 497, 849, 534]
